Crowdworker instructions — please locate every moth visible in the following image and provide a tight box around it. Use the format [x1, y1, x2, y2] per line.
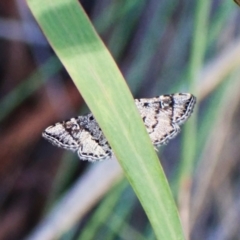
[42, 93, 196, 161]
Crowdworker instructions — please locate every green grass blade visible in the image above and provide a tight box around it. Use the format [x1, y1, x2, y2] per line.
[177, 0, 211, 189]
[27, 1, 184, 239]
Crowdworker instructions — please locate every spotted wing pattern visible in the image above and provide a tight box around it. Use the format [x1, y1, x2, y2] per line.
[42, 114, 112, 162]
[42, 93, 196, 161]
[135, 93, 196, 146]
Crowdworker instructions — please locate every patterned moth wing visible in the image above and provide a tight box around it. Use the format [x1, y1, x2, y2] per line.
[42, 114, 112, 161]
[135, 93, 196, 146]
[42, 93, 196, 161]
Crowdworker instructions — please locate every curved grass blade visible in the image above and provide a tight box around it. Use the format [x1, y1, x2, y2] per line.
[26, 1, 185, 239]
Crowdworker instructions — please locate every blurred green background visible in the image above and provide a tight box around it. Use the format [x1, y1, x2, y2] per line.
[0, 0, 240, 240]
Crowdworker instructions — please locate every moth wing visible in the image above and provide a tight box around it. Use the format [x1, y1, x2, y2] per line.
[77, 129, 112, 161]
[42, 123, 79, 151]
[149, 109, 180, 146]
[171, 93, 196, 125]
[135, 98, 180, 146]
